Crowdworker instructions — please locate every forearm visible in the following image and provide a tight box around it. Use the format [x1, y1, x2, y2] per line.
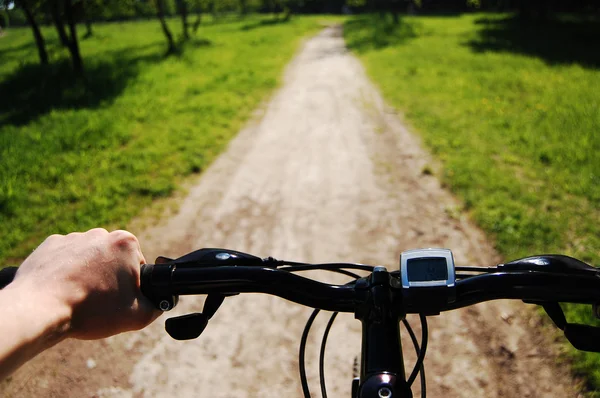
[0, 280, 72, 380]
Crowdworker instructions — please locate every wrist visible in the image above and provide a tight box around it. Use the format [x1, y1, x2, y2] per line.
[0, 281, 73, 379]
[2, 279, 73, 346]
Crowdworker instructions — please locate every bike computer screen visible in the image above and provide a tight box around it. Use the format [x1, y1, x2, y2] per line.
[400, 249, 455, 288]
[406, 257, 448, 282]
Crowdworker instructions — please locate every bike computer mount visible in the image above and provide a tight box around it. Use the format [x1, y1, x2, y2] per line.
[400, 248, 456, 314]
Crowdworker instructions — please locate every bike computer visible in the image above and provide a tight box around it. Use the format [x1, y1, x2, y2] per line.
[401, 249, 455, 288]
[400, 249, 456, 314]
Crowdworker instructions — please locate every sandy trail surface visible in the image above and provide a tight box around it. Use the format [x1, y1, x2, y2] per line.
[1, 26, 579, 398]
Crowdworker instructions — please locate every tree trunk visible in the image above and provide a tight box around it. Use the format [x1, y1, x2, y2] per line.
[64, 0, 84, 76]
[85, 19, 92, 37]
[83, 0, 93, 38]
[192, 7, 201, 34]
[50, 0, 71, 47]
[49, 0, 84, 75]
[273, 0, 279, 20]
[240, 0, 248, 16]
[537, 0, 550, 20]
[375, 0, 385, 19]
[177, 0, 189, 40]
[22, 0, 49, 65]
[209, 1, 217, 19]
[391, 0, 400, 24]
[517, 0, 533, 19]
[282, 6, 291, 21]
[156, 0, 176, 53]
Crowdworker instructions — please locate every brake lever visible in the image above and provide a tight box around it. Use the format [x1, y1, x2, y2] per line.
[145, 248, 292, 340]
[542, 302, 600, 353]
[166, 294, 226, 340]
[150, 249, 265, 340]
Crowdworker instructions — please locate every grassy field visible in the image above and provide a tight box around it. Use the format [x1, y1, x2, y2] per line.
[0, 15, 331, 263]
[344, 13, 600, 390]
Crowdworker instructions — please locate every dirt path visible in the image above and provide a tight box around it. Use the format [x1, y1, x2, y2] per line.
[1, 26, 579, 397]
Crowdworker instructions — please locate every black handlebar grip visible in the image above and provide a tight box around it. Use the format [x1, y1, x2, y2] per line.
[140, 263, 179, 311]
[140, 264, 156, 303]
[0, 267, 18, 289]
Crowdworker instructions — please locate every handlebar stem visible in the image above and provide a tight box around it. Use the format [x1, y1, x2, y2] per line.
[354, 267, 412, 398]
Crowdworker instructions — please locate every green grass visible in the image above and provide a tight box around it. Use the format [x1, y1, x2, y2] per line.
[344, 13, 600, 391]
[0, 15, 328, 262]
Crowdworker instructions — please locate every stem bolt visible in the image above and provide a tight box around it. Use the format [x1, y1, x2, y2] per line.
[378, 387, 392, 398]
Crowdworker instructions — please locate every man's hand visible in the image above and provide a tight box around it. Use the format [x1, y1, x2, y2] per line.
[0, 229, 161, 379]
[13, 228, 160, 339]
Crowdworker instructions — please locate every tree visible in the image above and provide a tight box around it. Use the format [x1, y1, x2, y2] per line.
[208, 0, 217, 19]
[176, 0, 189, 40]
[281, 0, 302, 20]
[0, 2, 8, 32]
[16, 0, 49, 65]
[191, 0, 202, 34]
[83, 4, 92, 37]
[49, 0, 84, 75]
[155, 0, 176, 53]
[81, 0, 104, 38]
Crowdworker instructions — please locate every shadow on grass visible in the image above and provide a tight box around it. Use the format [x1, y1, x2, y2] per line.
[189, 37, 213, 47]
[343, 15, 420, 54]
[468, 15, 600, 69]
[240, 17, 290, 31]
[175, 36, 213, 52]
[0, 40, 39, 57]
[0, 44, 165, 127]
[0, 38, 60, 63]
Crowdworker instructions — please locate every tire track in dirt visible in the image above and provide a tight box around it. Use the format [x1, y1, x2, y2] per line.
[0, 25, 580, 398]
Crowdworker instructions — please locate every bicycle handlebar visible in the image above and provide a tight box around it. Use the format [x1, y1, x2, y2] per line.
[139, 262, 600, 314]
[4, 260, 600, 311]
[2, 251, 599, 398]
[136, 251, 600, 398]
[450, 272, 600, 308]
[141, 265, 357, 312]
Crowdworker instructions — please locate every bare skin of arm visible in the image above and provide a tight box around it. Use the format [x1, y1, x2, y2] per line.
[0, 229, 161, 380]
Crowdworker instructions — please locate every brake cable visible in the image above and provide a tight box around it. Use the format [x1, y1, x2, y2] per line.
[281, 265, 365, 280]
[403, 315, 428, 397]
[405, 314, 428, 387]
[300, 308, 319, 398]
[279, 262, 376, 273]
[293, 267, 362, 398]
[292, 264, 429, 398]
[303, 309, 428, 398]
[320, 311, 339, 398]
